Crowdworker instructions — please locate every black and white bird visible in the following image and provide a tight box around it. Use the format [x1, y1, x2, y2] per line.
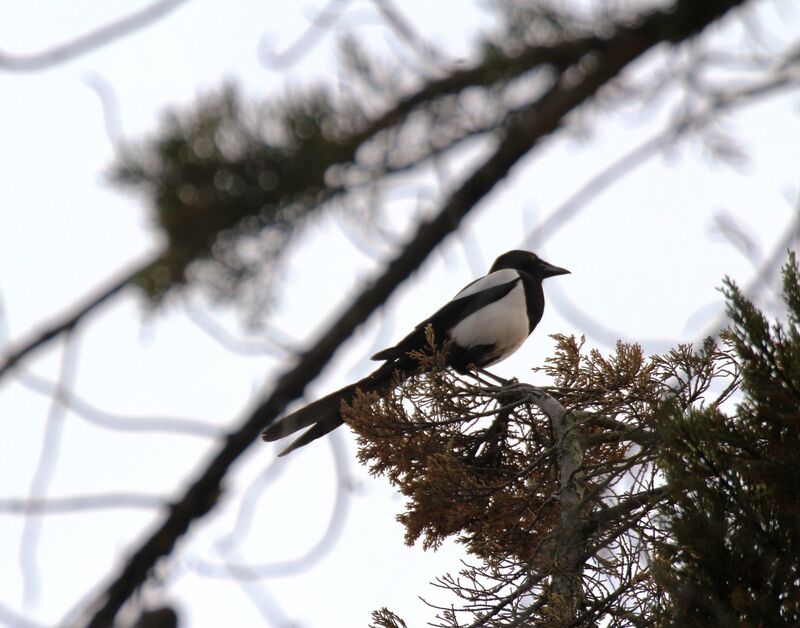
[262, 250, 569, 456]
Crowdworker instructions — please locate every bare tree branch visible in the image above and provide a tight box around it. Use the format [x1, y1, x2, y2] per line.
[0, 0, 192, 72]
[183, 300, 295, 358]
[702, 194, 800, 337]
[15, 369, 222, 438]
[259, 0, 355, 69]
[587, 486, 670, 532]
[19, 331, 80, 609]
[0, 253, 158, 381]
[0, 600, 47, 628]
[369, 0, 449, 70]
[191, 430, 352, 579]
[0, 493, 164, 515]
[83, 72, 125, 147]
[522, 48, 800, 250]
[211, 547, 292, 625]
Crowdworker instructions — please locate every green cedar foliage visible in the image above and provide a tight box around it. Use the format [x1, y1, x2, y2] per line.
[656, 253, 800, 627]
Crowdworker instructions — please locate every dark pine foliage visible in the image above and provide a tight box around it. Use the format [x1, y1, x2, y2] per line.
[656, 253, 800, 627]
[113, 85, 359, 304]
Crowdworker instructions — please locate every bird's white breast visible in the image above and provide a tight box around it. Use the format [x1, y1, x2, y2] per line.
[448, 279, 530, 365]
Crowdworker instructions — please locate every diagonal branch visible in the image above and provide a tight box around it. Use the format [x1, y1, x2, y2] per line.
[79, 104, 542, 628]
[587, 485, 670, 533]
[80, 1, 749, 624]
[1, 1, 761, 390]
[0, 253, 158, 381]
[0, 0, 193, 72]
[0, 34, 594, 383]
[79, 42, 637, 628]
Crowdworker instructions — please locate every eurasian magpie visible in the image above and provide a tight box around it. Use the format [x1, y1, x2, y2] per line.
[262, 250, 569, 456]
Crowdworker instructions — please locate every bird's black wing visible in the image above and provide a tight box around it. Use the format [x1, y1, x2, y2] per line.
[371, 275, 521, 363]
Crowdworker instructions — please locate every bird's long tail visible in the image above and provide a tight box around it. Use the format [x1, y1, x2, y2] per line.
[262, 363, 396, 456]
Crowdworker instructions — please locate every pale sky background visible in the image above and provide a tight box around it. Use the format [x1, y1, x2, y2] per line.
[0, 1, 798, 627]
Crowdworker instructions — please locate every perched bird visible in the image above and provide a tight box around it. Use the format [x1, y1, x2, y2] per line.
[262, 250, 569, 455]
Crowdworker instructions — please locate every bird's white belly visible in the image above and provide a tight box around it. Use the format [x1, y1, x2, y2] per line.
[448, 282, 530, 365]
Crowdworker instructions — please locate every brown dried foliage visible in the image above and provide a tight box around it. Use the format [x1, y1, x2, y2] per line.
[343, 334, 663, 562]
[343, 332, 740, 626]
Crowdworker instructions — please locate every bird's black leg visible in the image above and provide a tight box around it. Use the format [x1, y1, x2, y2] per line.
[477, 368, 513, 386]
[463, 365, 516, 387]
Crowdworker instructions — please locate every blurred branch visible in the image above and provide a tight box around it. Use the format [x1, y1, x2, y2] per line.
[531, 65, 800, 350]
[193, 429, 351, 578]
[214, 457, 291, 552]
[0, 493, 164, 515]
[183, 300, 295, 358]
[369, 0, 448, 70]
[263, 0, 445, 74]
[524, 133, 665, 251]
[702, 195, 800, 337]
[81, 3, 752, 624]
[211, 548, 292, 626]
[19, 331, 80, 609]
[0, 600, 47, 628]
[0, 0, 192, 72]
[525, 56, 800, 250]
[130, 607, 178, 628]
[83, 72, 124, 147]
[16, 369, 222, 438]
[260, 0, 355, 69]
[353, 2, 788, 148]
[83, 98, 536, 623]
[350, 35, 596, 143]
[710, 210, 762, 263]
[547, 279, 690, 353]
[0, 253, 158, 382]
[0, 290, 8, 341]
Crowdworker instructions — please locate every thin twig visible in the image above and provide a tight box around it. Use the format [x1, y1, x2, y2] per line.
[19, 331, 80, 609]
[192, 429, 352, 578]
[0, 493, 164, 515]
[15, 369, 221, 438]
[0, 0, 192, 72]
[0, 253, 157, 381]
[259, 0, 355, 69]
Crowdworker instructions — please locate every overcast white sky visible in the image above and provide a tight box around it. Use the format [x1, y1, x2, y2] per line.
[1, 1, 798, 626]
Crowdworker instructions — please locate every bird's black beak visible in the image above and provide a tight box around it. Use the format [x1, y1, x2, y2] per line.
[541, 261, 570, 278]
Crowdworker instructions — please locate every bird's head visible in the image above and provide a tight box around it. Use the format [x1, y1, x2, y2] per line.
[490, 250, 570, 280]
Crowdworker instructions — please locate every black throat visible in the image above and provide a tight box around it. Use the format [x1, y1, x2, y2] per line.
[517, 271, 545, 333]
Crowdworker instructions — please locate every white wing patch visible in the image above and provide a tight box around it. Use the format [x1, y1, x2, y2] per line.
[452, 268, 521, 301]
[448, 280, 530, 366]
